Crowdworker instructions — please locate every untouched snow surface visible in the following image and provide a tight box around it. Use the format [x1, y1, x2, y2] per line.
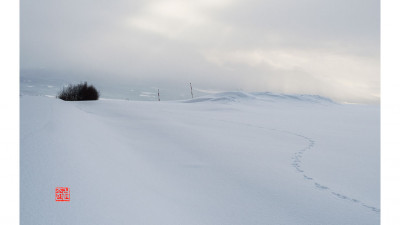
[20, 92, 380, 225]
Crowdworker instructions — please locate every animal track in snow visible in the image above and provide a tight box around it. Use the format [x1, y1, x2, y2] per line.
[286, 130, 380, 214]
[197, 117, 380, 214]
[315, 183, 329, 190]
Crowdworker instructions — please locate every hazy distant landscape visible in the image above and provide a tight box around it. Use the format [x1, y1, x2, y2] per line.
[20, 72, 212, 101]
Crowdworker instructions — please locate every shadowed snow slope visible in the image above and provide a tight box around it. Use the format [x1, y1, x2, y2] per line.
[20, 94, 379, 225]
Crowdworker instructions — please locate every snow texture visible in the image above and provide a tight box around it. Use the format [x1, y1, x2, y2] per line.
[20, 92, 380, 225]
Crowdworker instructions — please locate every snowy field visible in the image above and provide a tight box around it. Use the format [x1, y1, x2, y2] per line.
[20, 92, 380, 225]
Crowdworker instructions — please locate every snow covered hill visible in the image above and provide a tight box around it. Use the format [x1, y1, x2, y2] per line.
[20, 92, 380, 225]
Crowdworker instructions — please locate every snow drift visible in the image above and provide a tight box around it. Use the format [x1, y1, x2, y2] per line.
[184, 91, 335, 104]
[20, 92, 380, 225]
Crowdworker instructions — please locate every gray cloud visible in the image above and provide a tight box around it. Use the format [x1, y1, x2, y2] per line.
[20, 0, 380, 103]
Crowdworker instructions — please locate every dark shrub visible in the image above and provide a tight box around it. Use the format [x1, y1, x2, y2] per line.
[58, 82, 100, 101]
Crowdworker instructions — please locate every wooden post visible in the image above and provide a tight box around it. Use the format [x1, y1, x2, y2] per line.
[190, 83, 193, 99]
[158, 89, 160, 101]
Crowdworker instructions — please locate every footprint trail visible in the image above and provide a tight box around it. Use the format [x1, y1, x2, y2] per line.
[286, 131, 380, 214]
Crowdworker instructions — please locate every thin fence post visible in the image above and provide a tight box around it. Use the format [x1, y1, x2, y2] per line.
[190, 83, 193, 99]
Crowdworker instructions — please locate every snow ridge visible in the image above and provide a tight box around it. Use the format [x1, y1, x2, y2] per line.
[183, 91, 335, 104]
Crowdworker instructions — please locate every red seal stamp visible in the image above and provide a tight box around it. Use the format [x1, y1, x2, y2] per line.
[55, 187, 70, 201]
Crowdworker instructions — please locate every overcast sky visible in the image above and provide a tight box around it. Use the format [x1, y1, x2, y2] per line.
[20, 0, 380, 103]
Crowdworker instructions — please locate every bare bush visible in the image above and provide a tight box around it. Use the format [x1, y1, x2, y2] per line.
[58, 82, 99, 101]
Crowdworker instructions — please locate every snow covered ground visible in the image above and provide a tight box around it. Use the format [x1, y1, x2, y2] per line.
[20, 92, 380, 225]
